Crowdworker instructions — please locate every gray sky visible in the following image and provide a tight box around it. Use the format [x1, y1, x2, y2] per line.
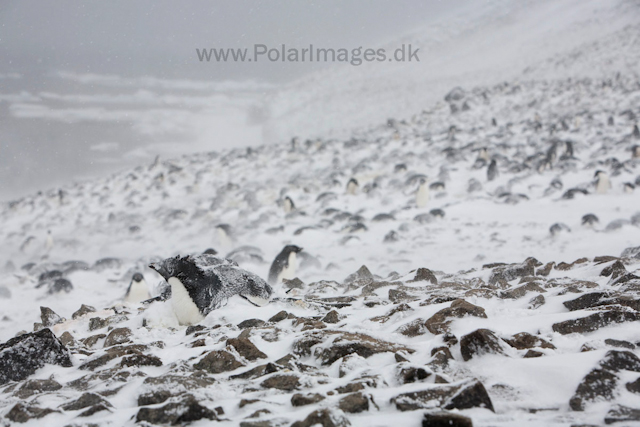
[1, 0, 463, 82]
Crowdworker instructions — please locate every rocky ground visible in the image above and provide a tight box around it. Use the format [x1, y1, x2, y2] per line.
[1, 73, 640, 426]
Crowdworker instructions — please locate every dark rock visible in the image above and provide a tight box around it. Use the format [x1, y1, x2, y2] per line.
[321, 310, 340, 324]
[552, 311, 640, 335]
[528, 294, 546, 309]
[227, 337, 268, 361]
[0, 328, 72, 385]
[194, 350, 245, 374]
[371, 303, 413, 323]
[604, 405, 640, 424]
[104, 327, 132, 347]
[142, 373, 216, 390]
[488, 261, 535, 285]
[119, 354, 163, 367]
[626, 377, 640, 394]
[238, 319, 268, 329]
[422, 412, 473, 427]
[40, 306, 64, 327]
[504, 332, 555, 350]
[389, 288, 418, 303]
[269, 311, 290, 323]
[72, 304, 96, 319]
[569, 368, 618, 411]
[138, 390, 174, 406]
[185, 325, 207, 335]
[460, 329, 507, 361]
[399, 366, 431, 384]
[409, 268, 438, 284]
[500, 283, 546, 299]
[291, 408, 351, 427]
[598, 350, 640, 372]
[135, 395, 218, 425]
[605, 339, 635, 349]
[397, 318, 428, 337]
[600, 261, 627, 280]
[621, 246, 640, 259]
[291, 393, 326, 406]
[536, 262, 555, 276]
[292, 330, 413, 365]
[61, 392, 112, 411]
[59, 331, 75, 346]
[344, 265, 374, 288]
[89, 317, 108, 331]
[261, 374, 300, 391]
[391, 379, 494, 412]
[14, 378, 62, 398]
[6, 403, 59, 423]
[230, 363, 280, 380]
[524, 350, 544, 358]
[425, 299, 487, 335]
[338, 392, 369, 413]
[81, 333, 106, 349]
[78, 403, 111, 417]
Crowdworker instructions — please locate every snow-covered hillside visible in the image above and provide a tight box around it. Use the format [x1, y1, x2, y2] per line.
[1, 70, 640, 425]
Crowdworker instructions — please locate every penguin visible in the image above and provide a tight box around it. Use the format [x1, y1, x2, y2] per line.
[149, 254, 272, 325]
[473, 148, 489, 169]
[607, 116, 614, 126]
[124, 273, 150, 304]
[283, 196, 295, 213]
[549, 223, 571, 236]
[346, 178, 359, 195]
[216, 224, 234, 248]
[594, 170, 611, 194]
[581, 214, 599, 227]
[632, 145, 640, 159]
[623, 182, 635, 193]
[487, 159, 499, 182]
[415, 178, 429, 208]
[268, 245, 303, 285]
[633, 124, 640, 139]
[45, 230, 54, 252]
[429, 182, 446, 192]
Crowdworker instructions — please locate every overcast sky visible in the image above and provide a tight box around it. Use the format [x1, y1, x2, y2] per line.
[0, 0, 467, 82]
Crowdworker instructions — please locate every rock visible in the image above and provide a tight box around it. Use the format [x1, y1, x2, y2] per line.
[185, 325, 207, 335]
[269, 311, 291, 323]
[142, 373, 216, 391]
[528, 294, 545, 309]
[604, 339, 636, 349]
[0, 328, 72, 385]
[524, 350, 544, 358]
[626, 377, 640, 394]
[291, 393, 325, 407]
[391, 379, 494, 412]
[321, 310, 340, 324]
[78, 403, 111, 417]
[425, 299, 487, 335]
[552, 311, 640, 335]
[292, 330, 413, 365]
[89, 317, 108, 331]
[61, 392, 112, 411]
[81, 333, 106, 349]
[564, 292, 640, 311]
[504, 332, 555, 350]
[500, 282, 546, 299]
[338, 392, 369, 413]
[72, 304, 96, 319]
[621, 246, 640, 259]
[14, 378, 62, 398]
[59, 331, 75, 346]
[138, 390, 174, 406]
[291, 408, 351, 427]
[389, 288, 418, 303]
[194, 350, 245, 374]
[104, 327, 132, 347]
[604, 405, 640, 424]
[227, 337, 268, 361]
[409, 267, 438, 284]
[135, 395, 218, 425]
[261, 374, 300, 391]
[5, 403, 59, 423]
[238, 319, 268, 329]
[40, 306, 64, 327]
[488, 261, 535, 286]
[598, 350, 640, 372]
[569, 368, 618, 411]
[119, 354, 163, 367]
[600, 261, 627, 280]
[230, 362, 280, 380]
[398, 366, 431, 384]
[371, 303, 413, 323]
[344, 265, 374, 288]
[397, 319, 428, 337]
[422, 412, 473, 427]
[460, 329, 507, 361]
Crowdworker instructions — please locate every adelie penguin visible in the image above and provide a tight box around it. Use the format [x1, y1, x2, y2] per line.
[346, 178, 359, 195]
[268, 245, 303, 285]
[124, 273, 150, 304]
[415, 177, 429, 208]
[594, 170, 611, 194]
[487, 159, 499, 182]
[150, 254, 272, 325]
[283, 196, 295, 213]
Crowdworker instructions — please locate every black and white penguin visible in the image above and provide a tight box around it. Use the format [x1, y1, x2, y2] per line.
[124, 273, 150, 304]
[283, 196, 295, 213]
[633, 124, 640, 139]
[45, 230, 54, 252]
[150, 254, 272, 325]
[623, 182, 635, 193]
[215, 224, 234, 248]
[632, 145, 640, 159]
[346, 178, 359, 195]
[268, 245, 303, 285]
[487, 159, 499, 182]
[594, 170, 611, 194]
[549, 223, 571, 236]
[415, 178, 429, 208]
[581, 214, 599, 227]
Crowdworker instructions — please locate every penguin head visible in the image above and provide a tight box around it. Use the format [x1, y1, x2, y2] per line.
[283, 245, 303, 255]
[150, 256, 201, 283]
[203, 248, 218, 255]
[594, 170, 606, 178]
[131, 273, 144, 283]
